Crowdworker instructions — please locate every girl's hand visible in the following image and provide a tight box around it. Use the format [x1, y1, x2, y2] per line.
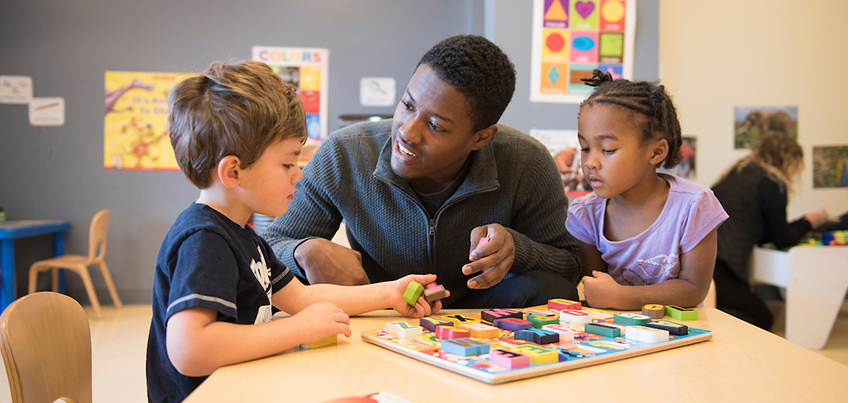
[582, 270, 622, 309]
[290, 302, 352, 344]
[389, 274, 448, 318]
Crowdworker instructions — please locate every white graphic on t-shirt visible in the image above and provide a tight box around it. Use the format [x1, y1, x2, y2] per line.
[621, 254, 680, 285]
[250, 245, 273, 324]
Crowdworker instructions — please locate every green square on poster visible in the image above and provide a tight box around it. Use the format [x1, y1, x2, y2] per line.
[599, 33, 624, 57]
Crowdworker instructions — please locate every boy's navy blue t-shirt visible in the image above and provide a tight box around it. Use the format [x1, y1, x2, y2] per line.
[146, 203, 294, 402]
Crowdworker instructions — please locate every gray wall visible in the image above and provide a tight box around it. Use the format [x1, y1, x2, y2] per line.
[0, 0, 658, 305]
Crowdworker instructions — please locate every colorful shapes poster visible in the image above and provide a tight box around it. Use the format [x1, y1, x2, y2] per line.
[531, 0, 636, 103]
[253, 46, 329, 144]
[104, 71, 191, 171]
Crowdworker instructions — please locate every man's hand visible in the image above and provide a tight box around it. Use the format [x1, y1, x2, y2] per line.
[461, 224, 515, 289]
[294, 238, 370, 285]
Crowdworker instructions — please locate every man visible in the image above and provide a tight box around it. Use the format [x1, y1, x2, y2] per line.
[264, 35, 581, 307]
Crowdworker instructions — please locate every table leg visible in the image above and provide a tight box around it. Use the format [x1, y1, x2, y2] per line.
[52, 232, 66, 293]
[1, 239, 15, 312]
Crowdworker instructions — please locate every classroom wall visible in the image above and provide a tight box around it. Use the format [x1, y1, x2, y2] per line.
[0, 0, 659, 305]
[659, 0, 848, 218]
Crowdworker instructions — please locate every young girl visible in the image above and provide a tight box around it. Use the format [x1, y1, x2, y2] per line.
[566, 70, 728, 310]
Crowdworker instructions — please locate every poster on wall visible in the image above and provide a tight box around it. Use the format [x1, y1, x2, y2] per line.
[529, 129, 592, 198]
[657, 136, 696, 179]
[252, 46, 329, 144]
[813, 145, 848, 188]
[733, 106, 798, 149]
[104, 71, 191, 171]
[530, 0, 637, 104]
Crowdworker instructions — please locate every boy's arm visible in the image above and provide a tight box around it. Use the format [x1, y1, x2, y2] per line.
[166, 304, 351, 377]
[582, 229, 718, 310]
[273, 274, 445, 318]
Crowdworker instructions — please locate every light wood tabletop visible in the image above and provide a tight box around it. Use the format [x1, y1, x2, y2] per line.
[185, 307, 848, 402]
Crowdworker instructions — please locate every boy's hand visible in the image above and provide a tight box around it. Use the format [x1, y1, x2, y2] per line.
[388, 274, 448, 318]
[295, 238, 370, 286]
[291, 302, 352, 344]
[582, 270, 622, 309]
[462, 224, 515, 289]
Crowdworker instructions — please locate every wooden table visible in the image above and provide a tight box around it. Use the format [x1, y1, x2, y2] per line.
[185, 307, 848, 402]
[0, 220, 71, 312]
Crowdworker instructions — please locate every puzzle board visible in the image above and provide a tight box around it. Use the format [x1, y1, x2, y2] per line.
[362, 303, 711, 384]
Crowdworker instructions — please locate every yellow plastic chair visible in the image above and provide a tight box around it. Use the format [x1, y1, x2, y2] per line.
[0, 292, 92, 403]
[28, 210, 122, 319]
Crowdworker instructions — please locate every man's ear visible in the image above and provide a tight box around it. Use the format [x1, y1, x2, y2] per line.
[649, 138, 669, 166]
[471, 124, 499, 151]
[216, 155, 241, 189]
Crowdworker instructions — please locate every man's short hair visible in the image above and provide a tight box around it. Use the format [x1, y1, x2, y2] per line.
[417, 35, 516, 132]
[168, 60, 307, 189]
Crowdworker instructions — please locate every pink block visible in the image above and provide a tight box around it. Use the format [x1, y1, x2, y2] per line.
[435, 326, 471, 340]
[490, 348, 530, 369]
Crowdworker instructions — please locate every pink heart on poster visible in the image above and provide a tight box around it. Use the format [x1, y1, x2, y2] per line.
[576, 1, 595, 19]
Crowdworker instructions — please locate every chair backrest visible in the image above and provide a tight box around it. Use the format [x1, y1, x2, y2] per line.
[87, 210, 110, 264]
[0, 292, 92, 403]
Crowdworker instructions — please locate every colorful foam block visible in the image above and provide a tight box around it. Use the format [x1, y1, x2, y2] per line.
[402, 281, 424, 306]
[423, 282, 447, 303]
[665, 305, 699, 321]
[303, 334, 337, 349]
[584, 323, 621, 338]
[527, 314, 560, 329]
[625, 325, 669, 343]
[646, 320, 689, 335]
[440, 337, 490, 357]
[435, 325, 471, 340]
[642, 304, 666, 319]
[419, 317, 452, 332]
[493, 317, 533, 331]
[614, 313, 652, 326]
[458, 322, 500, 339]
[481, 308, 524, 323]
[385, 321, 423, 338]
[489, 348, 530, 369]
[501, 344, 558, 364]
[542, 324, 575, 343]
[441, 314, 479, 326]
[515, 328, 559, 345]
[584, 308, 615, 320]
[475, 237, 494, 273]
[548, 298, 582, 311]
[560, 309, 593, 324]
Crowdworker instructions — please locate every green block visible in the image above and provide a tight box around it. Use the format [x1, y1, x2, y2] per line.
[613, 313, 652, 326]
[527, 314, 560, 329]
[665, 305, 699, 321]
[584, 323, 621, 338]
[402, 281, 424, 306]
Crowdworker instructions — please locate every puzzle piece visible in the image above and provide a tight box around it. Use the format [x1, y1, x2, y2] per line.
[613, 313, 652, 326]
[423, 282, 447, 303]
[665, 305, 699, 321]
[493, 317, 533, 331]
[419, 317, 452, 332]
[435, 325, 471, 340]
[302, 334, 337, 349]
[514, 328, 559, 344]
[459, 322, 500, 339]
[542, 324, 575, 343]
[625, 325, 669, 343]
[385, 321, 423, 338]
[584, 323, 621, 338]
[527, 313, 560, 329]
[548, 298, 582, 311]
[642, 304, 666, 319]
[646, 320, 689, 335]
[440, 337, 490, 357]
[402, 281, 424, 306]
[481, 308, 523, 323]
[560, 309, 593, 324]
[489, 348, 530, 369]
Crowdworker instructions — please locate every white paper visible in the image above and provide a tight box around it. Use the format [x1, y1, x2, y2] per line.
[360, 77, 396, 107]
[0, 75, 34, 104]
[28, 97, 65, 126]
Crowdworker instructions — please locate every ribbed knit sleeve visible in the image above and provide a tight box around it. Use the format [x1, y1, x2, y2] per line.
[505, 143, 582, 285]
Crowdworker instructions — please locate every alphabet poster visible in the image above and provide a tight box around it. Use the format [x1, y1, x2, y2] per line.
[530, 0, 636, 104]
[253, 46, 329, 143]
[104, 71, 191, 171]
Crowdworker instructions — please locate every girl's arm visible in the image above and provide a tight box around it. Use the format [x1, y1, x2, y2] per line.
[166, 302, 351, 377]
[272, 273, 444, 318]
[582, 229, 717, 310]
[577, 240, 607, 277]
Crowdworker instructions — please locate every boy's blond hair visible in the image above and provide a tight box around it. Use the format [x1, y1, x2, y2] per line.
[168, 60, 307, 188]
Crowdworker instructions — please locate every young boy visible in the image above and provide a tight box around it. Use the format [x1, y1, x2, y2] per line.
[146, 60, 444, 402]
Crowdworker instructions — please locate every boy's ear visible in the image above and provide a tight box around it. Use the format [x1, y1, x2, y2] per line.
[471, 124, 498, 151]
[217, 156, 242, 189]
[649, 138, 669, 166]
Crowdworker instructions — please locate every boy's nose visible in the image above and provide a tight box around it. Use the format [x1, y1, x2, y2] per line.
[398, 116, 425, 144]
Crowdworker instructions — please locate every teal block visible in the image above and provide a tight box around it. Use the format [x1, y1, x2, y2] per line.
[584, 323, 621, 338]
[613, 313, 652, 326]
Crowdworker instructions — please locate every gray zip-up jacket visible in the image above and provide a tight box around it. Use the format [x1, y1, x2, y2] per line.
[263, 119, 581, 305]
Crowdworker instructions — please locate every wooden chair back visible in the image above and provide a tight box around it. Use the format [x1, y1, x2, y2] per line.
[86, 210, 110, 264]
[0, 292, 92, 403]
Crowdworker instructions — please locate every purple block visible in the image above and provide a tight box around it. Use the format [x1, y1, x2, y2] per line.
[493, 317, 533, 331]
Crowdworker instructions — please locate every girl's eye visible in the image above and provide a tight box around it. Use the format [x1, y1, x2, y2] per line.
[580, 148, 589, 153]
[283, 164, 295, 169]
[602, 149, 617, 155]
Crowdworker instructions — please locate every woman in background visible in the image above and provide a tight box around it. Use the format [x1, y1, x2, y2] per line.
[712, 134, 832, 330]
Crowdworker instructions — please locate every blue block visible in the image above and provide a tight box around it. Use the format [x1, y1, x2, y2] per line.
[440, 337, 490, 356]
[514, 328, 560, 344]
